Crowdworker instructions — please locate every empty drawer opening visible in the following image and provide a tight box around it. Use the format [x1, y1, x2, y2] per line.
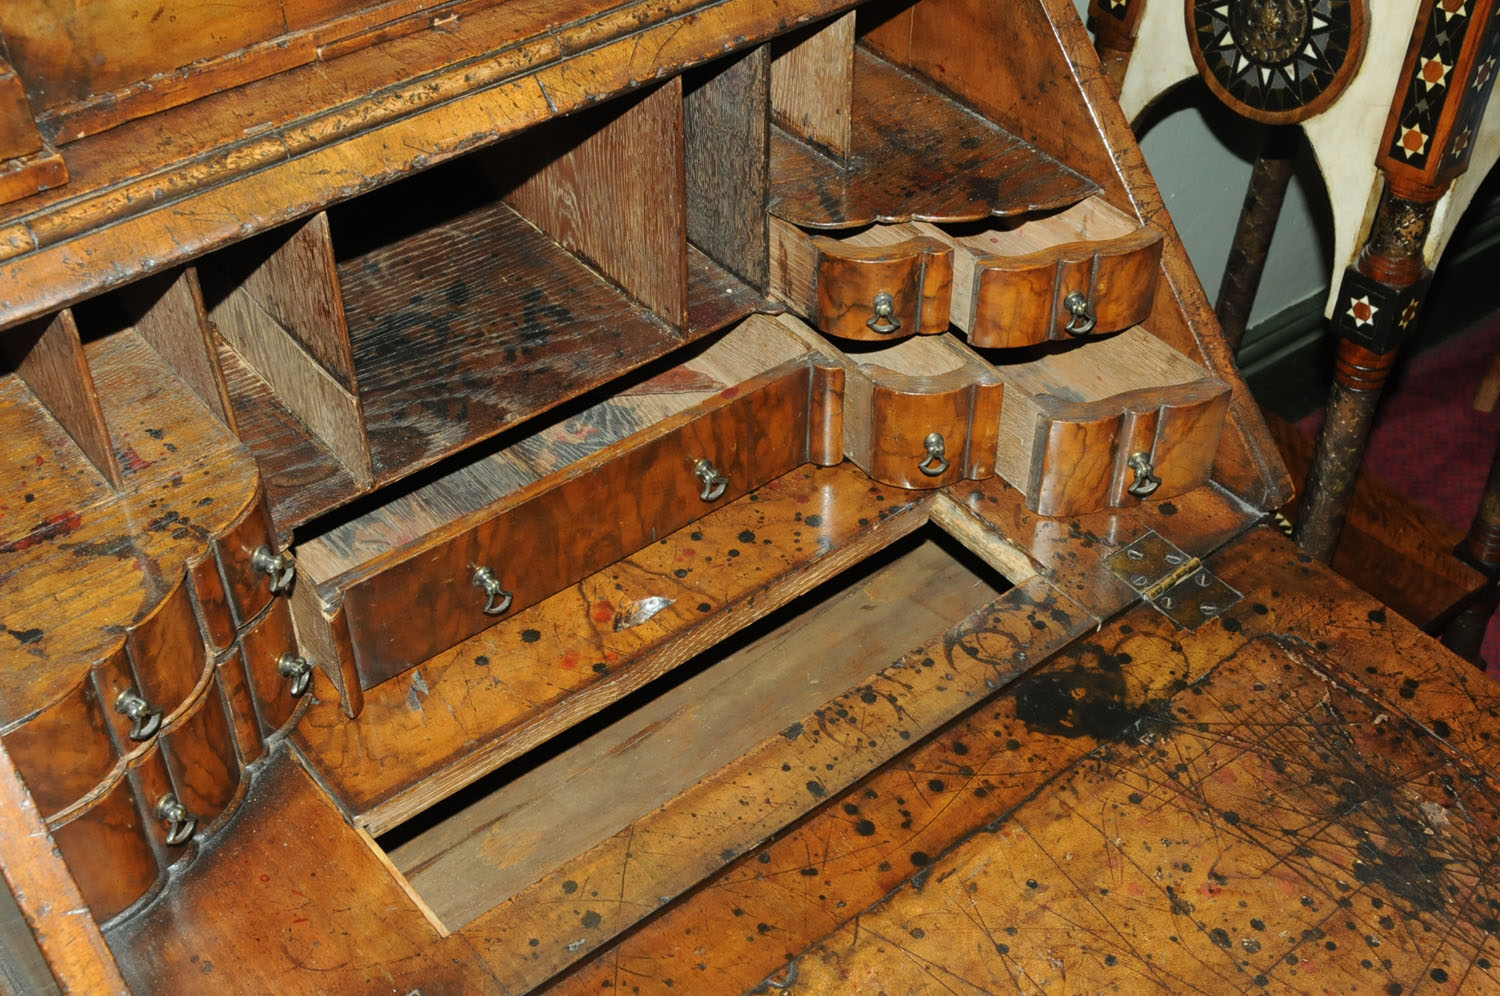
[373, 522, 1012, 930]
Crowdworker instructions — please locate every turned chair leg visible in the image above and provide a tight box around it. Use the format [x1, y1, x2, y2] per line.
[1442, 436, 1500, 666]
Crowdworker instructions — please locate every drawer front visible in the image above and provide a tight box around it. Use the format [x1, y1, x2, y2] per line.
[239, 597, 303, 738]
[215, 649, 265, 765]
[213, 485, 292, 627]
[811, 236, 952, 341]
[124, 575, 205, 723]
[188, 549, 236, 652]
[48, 769, 160, 923]
[850, 369, 1004, 489]
[968, 228, 1163, 348]
[769, 218, 952, 342]
[159, 679, 241, 828]
[341, 363, 818, 689]
[1029, 382, 1231, 516]
[2, 676, 117, 818]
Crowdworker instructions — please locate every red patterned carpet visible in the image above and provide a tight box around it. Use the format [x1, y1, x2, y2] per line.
[1298, 313, 1500, 671]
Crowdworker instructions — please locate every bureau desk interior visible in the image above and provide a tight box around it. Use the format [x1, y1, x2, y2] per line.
[16, 0, 1490, 993]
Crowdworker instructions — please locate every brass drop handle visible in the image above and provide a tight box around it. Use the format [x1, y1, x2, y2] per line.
[155, 793, 196, 846]
[251, 546, 296, 595]
[472, 567, 513, 616]
[866, 291, 902, 334]
[918, 432, 950, 477]
[277, 653, 313, 698]
[1127, 451, 1161, 498]
[114, 689, 162, 742]
[1062, 291, 1096, 335]
[694, 458, 729, 502]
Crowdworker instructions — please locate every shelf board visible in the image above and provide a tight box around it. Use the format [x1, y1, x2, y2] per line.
[769, 48, 1098, 229]
[341, 199, 771, 489]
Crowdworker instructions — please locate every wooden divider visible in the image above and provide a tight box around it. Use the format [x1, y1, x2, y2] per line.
[0, 309, 122, 488]
[684, 46, 771, 291]
[206, 214, 373, 488]
[123, 269, 237, 433]
[770, 12, 855, 158]
[505, 78, 688, 329]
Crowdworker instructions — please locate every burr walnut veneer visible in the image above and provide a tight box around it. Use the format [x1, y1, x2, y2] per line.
[1, 1, 1483, 994]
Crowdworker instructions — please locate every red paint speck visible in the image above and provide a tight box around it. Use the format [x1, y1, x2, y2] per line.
[118, 447, 153, 473]
[591, 601, 614, 624]
[0, 510, 83, 554]
[259, 874, 270, 883]
[291, 917, 309, 925]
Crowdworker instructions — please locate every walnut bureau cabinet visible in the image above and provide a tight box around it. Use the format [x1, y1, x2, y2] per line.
[5, 1, 1495, 994]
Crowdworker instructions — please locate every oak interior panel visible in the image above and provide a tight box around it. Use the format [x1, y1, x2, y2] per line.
[767, 46, 1098, 229]
[378, 524, 1011, 928]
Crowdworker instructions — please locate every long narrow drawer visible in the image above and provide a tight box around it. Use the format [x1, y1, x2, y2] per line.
[294, 318, 844, 694]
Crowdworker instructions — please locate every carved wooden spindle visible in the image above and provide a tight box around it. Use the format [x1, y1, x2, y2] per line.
[1295, 0, 1500, 562]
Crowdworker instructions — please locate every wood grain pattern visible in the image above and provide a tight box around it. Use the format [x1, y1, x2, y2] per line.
[232, 212, 356, 391]
[209, 284, 372, 487]
[0, 59, 43, 161]
[104, 752, 503, 996]
[459, 569, 1090, 989]
[213, 651, 264, 767]
[294, 464, 934, 833]
[0, 0, 861, 337]
[188, 550, 236, 653]
[46, 766, 159, 923]
[158, 676, 240, 827]
[769, 216, 952, 341]
[340, 193, 755, 493]
[238, 599, 301, 739]
[506, 78, 687, 327]
[123, 575, 204, 722]
[123, 268, 236, 432]
[393, 533, 1008, 926]
[904, 199, 1164, 347]
[340, 360, 818, 688]
[0, 675, 116, 819]
[684, 46, 770, 290]
[770, 12, 856, 158]
[0, 143, 67, 207]
[1, 310, 121, 488]
[768, 48, 1098, 230]
[210, 484, 277, 629]
[0, 740, 128, 995]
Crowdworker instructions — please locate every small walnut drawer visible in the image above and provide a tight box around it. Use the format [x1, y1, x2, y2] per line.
[993, 327, 1231, 516]
[292, 318, 844, 696]
[771, 197, 1161, 349]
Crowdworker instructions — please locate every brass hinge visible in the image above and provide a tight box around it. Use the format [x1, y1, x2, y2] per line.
[1105, 530, 1242, 630]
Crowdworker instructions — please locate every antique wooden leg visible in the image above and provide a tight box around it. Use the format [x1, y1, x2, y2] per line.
[1293, 189, 1435, 563]
[1216, 128, 1297, 354]
[1443, 438, 1500, 663]
[1296, 0, 1500, 562]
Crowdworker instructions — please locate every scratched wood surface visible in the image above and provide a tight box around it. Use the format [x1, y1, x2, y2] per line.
[547, 525, 1500, 996]
[768, 47, 1097, 230]
[0, 328, 260, 728]
[392, 532, 1008, 926]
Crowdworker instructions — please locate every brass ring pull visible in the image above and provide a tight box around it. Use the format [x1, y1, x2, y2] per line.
[472, 567, 513, 616]
[1062, 291, 1096, 336]
[694, 458, 729, 502]
[155, 793, 196, 846]
[1127, 451, 1161, 498]
[252, 546, 296, 595]
[866, 292, 902, 334]
[918, 432, 950, 477]
[277, 653, 313, 698]
[114, 689, 163, 742]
